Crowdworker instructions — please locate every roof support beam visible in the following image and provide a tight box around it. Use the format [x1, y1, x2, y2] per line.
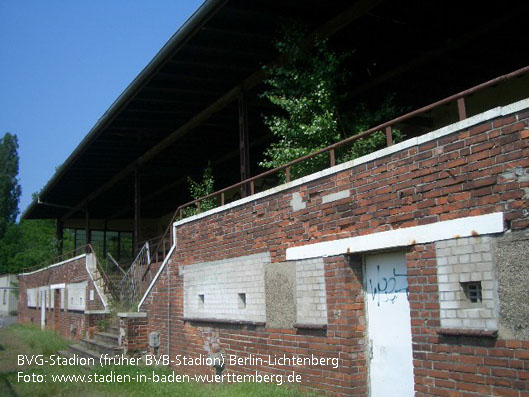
[60, 0, 378, 222]
[107, 132, 273, 220]
[134, 166, 141, 254]
[238, 90, 250, 197]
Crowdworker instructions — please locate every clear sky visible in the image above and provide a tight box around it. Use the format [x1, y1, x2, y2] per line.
[0, 0, 204, 218]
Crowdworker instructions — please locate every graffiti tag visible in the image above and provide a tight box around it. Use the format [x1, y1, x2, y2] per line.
[368, 265, 409, 306]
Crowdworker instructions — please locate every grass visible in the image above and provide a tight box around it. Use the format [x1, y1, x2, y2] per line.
[7, 323, 71, 356]
[0, 324, 320, 397]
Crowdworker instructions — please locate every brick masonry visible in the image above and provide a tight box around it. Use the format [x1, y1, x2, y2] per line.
[295, 258, 327, 325]
[17, 254, 109, 340]
[126, 108, 529, 394]
[119, 314, 148, 356]
[436, 236, 498, 330]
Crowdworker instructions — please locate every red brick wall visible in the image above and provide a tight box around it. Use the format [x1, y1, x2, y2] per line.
[142, 109, 529, 395]
[119, 315, 148, 356]
[17, 255, 107, 340]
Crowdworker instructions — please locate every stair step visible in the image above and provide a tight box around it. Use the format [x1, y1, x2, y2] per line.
[67, 344, 103, 362]
[107, 326, 120, 334]
[94, 331, 119, 345]
[81, 338, 123, 355]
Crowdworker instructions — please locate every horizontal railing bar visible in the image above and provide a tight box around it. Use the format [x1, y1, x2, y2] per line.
[141, 65, 529, 301]
[177, 65, 529, 212]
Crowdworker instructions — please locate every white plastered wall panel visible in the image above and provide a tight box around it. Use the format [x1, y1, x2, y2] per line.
[66, 281, 87, 311]
[27, 287, 38, 307]
[181, 252, 269, 322]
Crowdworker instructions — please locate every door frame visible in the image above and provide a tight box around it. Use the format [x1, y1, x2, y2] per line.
[362, 249, 414, 397]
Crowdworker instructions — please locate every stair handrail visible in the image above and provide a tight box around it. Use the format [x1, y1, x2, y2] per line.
[141, 65, 529, 295]
[107, 252, 126, 275]
[120, 241, 150, 306]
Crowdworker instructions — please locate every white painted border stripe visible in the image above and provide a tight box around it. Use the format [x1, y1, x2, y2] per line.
[173, 98, 529, 228]
[286, 212, 504, 261]
[85, 253, 108, 310]
[19, 254, 86, 276]
[85, 309, 111, 314]
[137, 244, 176, 311]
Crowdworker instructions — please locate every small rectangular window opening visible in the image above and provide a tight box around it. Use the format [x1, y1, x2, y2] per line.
[238, 293, 246, 309]
[198, 294, 205, 308]
[461, 281, 482, 303]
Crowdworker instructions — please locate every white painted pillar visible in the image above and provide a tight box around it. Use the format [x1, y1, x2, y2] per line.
[40, 291, 46, 330]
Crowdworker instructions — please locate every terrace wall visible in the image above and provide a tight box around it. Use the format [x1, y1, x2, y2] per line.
[131, 100, 529, 395]
[17, 254, 108, 340]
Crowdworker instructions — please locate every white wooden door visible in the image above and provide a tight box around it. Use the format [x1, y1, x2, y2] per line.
[365, 252, 414, 396]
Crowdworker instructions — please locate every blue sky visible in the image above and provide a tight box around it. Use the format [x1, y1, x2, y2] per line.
[0, 0, 204, 218]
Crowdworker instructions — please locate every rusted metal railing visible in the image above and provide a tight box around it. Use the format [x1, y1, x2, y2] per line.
[139, 65, 529, 300]
[120, 241, 150, 306]
[176, 65, 529, 217]
[107, 252, 126, 275]
[18, 244, 94, 274]
[18, 244, 120, 302]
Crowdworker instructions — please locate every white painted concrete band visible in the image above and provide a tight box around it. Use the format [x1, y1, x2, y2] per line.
[118, 312, 147, 318]
[286, 212, 504, 260]
[50, 283, 65, 290]
[19, 254, 87, 276]
[85, 253, 108, 310]
[137, 244, 176, 311]
[84, 310, 111, 314]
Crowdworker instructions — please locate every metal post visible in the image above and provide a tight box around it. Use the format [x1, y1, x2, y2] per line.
[103, 219, 107, 259]
[56, 219, 63, 255]
[134, 166, 141, 255]
[385, 126, 393, 147]
[238, 90, 250, 197]
[457, 97, 467, 120]
[85, 208, 91, 246]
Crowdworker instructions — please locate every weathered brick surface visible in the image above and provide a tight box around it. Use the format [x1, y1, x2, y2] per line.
[8, 109, 489, 397]
[17, 255, 107, 340]
[120, 316, 148, 356]
[140, 111, 529, 395]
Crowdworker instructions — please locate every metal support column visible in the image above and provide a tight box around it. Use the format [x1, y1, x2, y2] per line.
[85, 208, 91, 246]
[134, 166, 141, 255]
[56, 219, 63, 255]
[238, 90, 250, 197]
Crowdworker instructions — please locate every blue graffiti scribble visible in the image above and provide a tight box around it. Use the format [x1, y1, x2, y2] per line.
[369, 265, 409, 306]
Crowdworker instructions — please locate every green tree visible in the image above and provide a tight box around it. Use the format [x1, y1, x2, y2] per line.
[0, 134, 57, 273]
[0, 133, 21, 238]
[182, 164, 216, 218]
[339, 96, 405, 162]
[260, 26, 346, 180]
[0, 219, 57, 273]
[260, 27, 405, 181]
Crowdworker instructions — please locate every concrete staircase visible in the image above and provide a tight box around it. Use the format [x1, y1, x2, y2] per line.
[59, 325, 122, 364]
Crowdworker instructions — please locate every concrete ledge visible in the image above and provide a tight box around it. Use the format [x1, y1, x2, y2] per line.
[118, 312, 147, 318]
[294, 323, 327, 330]
[438, 328, 498, 338]
[182, 317, 265, 327]
[173, 98, 529, 229]
[287, 212, 504, 260]
[84, 310, 110, 315]
[19, 254, 87, 276]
